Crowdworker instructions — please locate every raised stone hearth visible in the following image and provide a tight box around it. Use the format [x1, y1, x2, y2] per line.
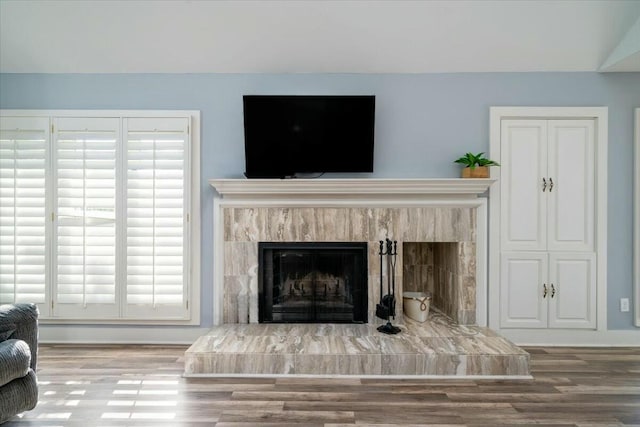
[185, 310, 530, 377]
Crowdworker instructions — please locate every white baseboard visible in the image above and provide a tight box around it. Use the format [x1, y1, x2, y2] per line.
[39, 325, 210, 344]
[499, 329, 640, 347]
[37, 325, 640, 347]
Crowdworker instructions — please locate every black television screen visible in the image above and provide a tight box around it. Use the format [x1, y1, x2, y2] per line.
[243, 95, 375, 178]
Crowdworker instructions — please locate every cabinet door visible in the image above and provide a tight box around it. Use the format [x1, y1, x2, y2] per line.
[500, 120, 548, 251]
[548, 253, 596, 329]
[500, 252, 548, 328]
[547, 120, 595, 252]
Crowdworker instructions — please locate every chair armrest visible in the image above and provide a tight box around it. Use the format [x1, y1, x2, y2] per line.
[0, 304, 39, 371]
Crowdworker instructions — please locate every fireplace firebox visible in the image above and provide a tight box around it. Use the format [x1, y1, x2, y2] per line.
[258, 242, 368, 323]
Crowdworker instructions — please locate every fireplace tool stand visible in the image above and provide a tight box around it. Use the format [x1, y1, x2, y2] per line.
[376, 238, 401, 335]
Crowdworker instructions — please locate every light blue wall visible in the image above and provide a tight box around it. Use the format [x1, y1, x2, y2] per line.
[1, 72, 639, 330]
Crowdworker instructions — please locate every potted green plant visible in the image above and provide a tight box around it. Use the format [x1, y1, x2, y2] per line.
[454, 152, 499, 178]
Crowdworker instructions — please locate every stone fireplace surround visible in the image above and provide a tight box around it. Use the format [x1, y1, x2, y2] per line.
[188, 179, 530, 377]
[210, 179, 493, 327]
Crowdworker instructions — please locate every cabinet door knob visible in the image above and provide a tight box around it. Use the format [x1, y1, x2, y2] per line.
[543, 283, 548, 298]
[549, 178, 554, 192]
[551, 283, 556, 298]
[542, 178, 547, 192]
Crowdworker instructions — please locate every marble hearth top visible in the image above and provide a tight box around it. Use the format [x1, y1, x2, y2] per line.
[209, 178, 495, 198]
[185, 311, 530, 377]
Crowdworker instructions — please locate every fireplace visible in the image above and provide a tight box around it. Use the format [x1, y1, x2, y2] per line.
[210, 178, 492, 326]
[258, 242, 368, 323]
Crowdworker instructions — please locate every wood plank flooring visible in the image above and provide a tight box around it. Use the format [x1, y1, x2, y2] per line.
[4, 345, 639, 426]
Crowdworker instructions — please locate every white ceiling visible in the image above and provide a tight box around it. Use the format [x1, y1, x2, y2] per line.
[1, 0, 640, 73]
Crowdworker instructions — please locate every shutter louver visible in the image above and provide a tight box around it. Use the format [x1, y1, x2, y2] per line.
[0, 117, 49, 311]
[54, 118, 119, 318]
[125, 118, 188, 318]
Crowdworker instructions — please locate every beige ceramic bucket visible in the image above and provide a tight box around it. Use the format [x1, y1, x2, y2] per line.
[402, 291, 431, 322]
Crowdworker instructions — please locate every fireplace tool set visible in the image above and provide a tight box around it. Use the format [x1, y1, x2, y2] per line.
[376, 238, 401, 334]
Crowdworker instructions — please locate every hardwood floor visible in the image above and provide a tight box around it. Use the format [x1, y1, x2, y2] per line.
[4, 345, 639, 426]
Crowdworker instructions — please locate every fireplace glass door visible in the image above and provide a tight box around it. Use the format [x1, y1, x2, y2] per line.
[259, 242, 368, 323]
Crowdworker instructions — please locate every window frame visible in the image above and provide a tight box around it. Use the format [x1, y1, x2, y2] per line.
[0, 110, 201, 325]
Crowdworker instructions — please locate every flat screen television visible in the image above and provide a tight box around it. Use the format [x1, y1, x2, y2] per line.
[243, 95, 375, 178]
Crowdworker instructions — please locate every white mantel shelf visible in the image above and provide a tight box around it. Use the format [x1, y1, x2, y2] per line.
[209, 178, 495, 199]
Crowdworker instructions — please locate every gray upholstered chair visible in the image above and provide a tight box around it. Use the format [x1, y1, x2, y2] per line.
[0, 303, 39, 424]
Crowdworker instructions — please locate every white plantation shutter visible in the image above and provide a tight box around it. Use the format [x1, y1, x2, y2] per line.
[0, 110, 197, 323]
[124, 117, 189, 318]
[53, 117, 119, 318]
[0, 117, 50, 314]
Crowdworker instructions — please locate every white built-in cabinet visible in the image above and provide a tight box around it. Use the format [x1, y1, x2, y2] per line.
[499, 119, 597, 329]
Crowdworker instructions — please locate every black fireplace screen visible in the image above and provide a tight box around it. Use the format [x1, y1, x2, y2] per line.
[258, 242, 368, 323]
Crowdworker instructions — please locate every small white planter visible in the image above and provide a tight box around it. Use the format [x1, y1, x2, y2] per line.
[403, 292, 431, 323]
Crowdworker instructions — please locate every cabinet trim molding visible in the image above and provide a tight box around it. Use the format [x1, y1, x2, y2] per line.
[634, 108, 640, 328]
[489, 107, 608, 337]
